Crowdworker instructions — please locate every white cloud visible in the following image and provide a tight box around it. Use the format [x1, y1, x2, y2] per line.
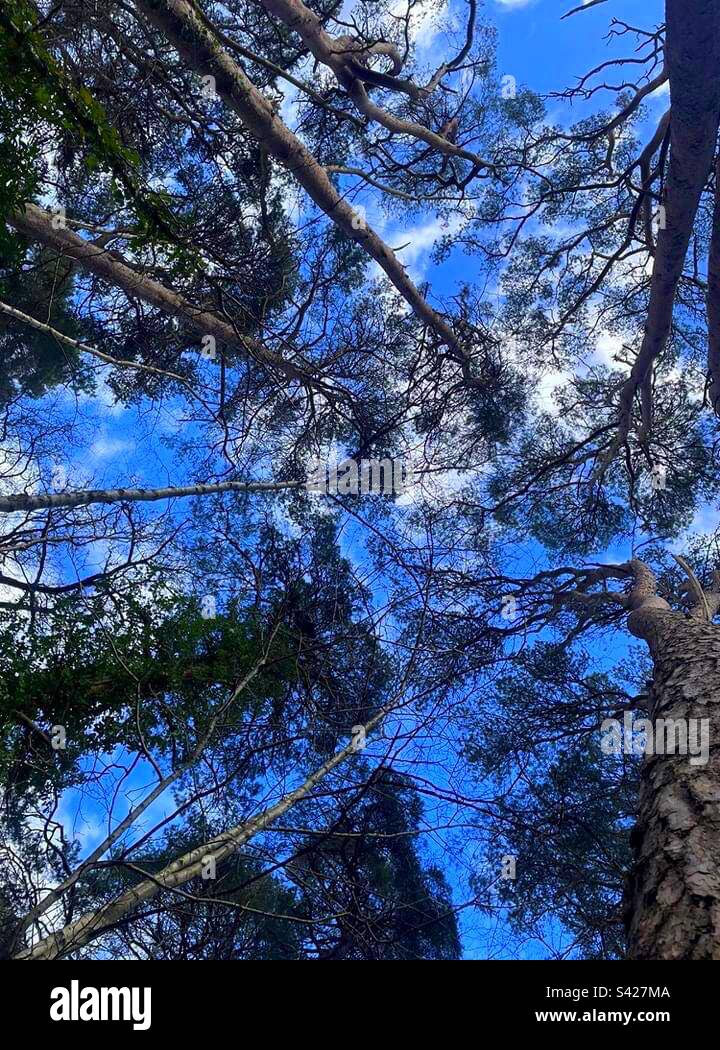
[593, 331, 626, 370]
[389, 0, 450, 51]
[393, 214, 464, 281]
[89, 436, 134, 460]
[534, 367, 570, 415]
[494, 0, 537, 10]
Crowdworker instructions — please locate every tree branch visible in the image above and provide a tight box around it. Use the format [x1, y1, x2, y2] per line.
[0, 478, 302, 514]
[131, 0, 473, 369]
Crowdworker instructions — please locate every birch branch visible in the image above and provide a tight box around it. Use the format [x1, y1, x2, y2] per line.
[562, 0, 610, 18]
[14, 706, 387, 959]
[11, 627, 280, 949]
[0, 478, 302, 514]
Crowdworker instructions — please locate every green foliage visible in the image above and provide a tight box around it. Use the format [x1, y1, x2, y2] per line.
[293, 771, 461, 960]
[0, 2, 137, 232]
[0, 244, 94, 402]
[0, 1, 202, 265]
[0, 586, 294, 793]
[465, 644, 641, 958]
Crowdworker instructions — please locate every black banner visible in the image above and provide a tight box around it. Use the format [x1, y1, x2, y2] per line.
[0, 960, 714, 1035]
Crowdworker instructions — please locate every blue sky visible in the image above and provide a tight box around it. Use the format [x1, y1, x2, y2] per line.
[494, 0, 664, 95]
[33, 0, 672, 504]
[10, 0, 674, 959]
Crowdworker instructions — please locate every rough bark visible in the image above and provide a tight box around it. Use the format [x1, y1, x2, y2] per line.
[624, 564, 720, 959]
[707, 157, 720, 411]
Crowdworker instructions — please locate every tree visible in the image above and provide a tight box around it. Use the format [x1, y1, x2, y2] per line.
[74, 772, 461, 961]
[3, 0, 720, 964]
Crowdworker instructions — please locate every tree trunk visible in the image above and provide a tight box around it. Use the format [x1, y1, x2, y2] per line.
[612, 0, 720, 450]
[625, 605, 720, 959]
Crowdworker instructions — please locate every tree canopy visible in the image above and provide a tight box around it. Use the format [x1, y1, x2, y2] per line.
[2, 0, 720, 962]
